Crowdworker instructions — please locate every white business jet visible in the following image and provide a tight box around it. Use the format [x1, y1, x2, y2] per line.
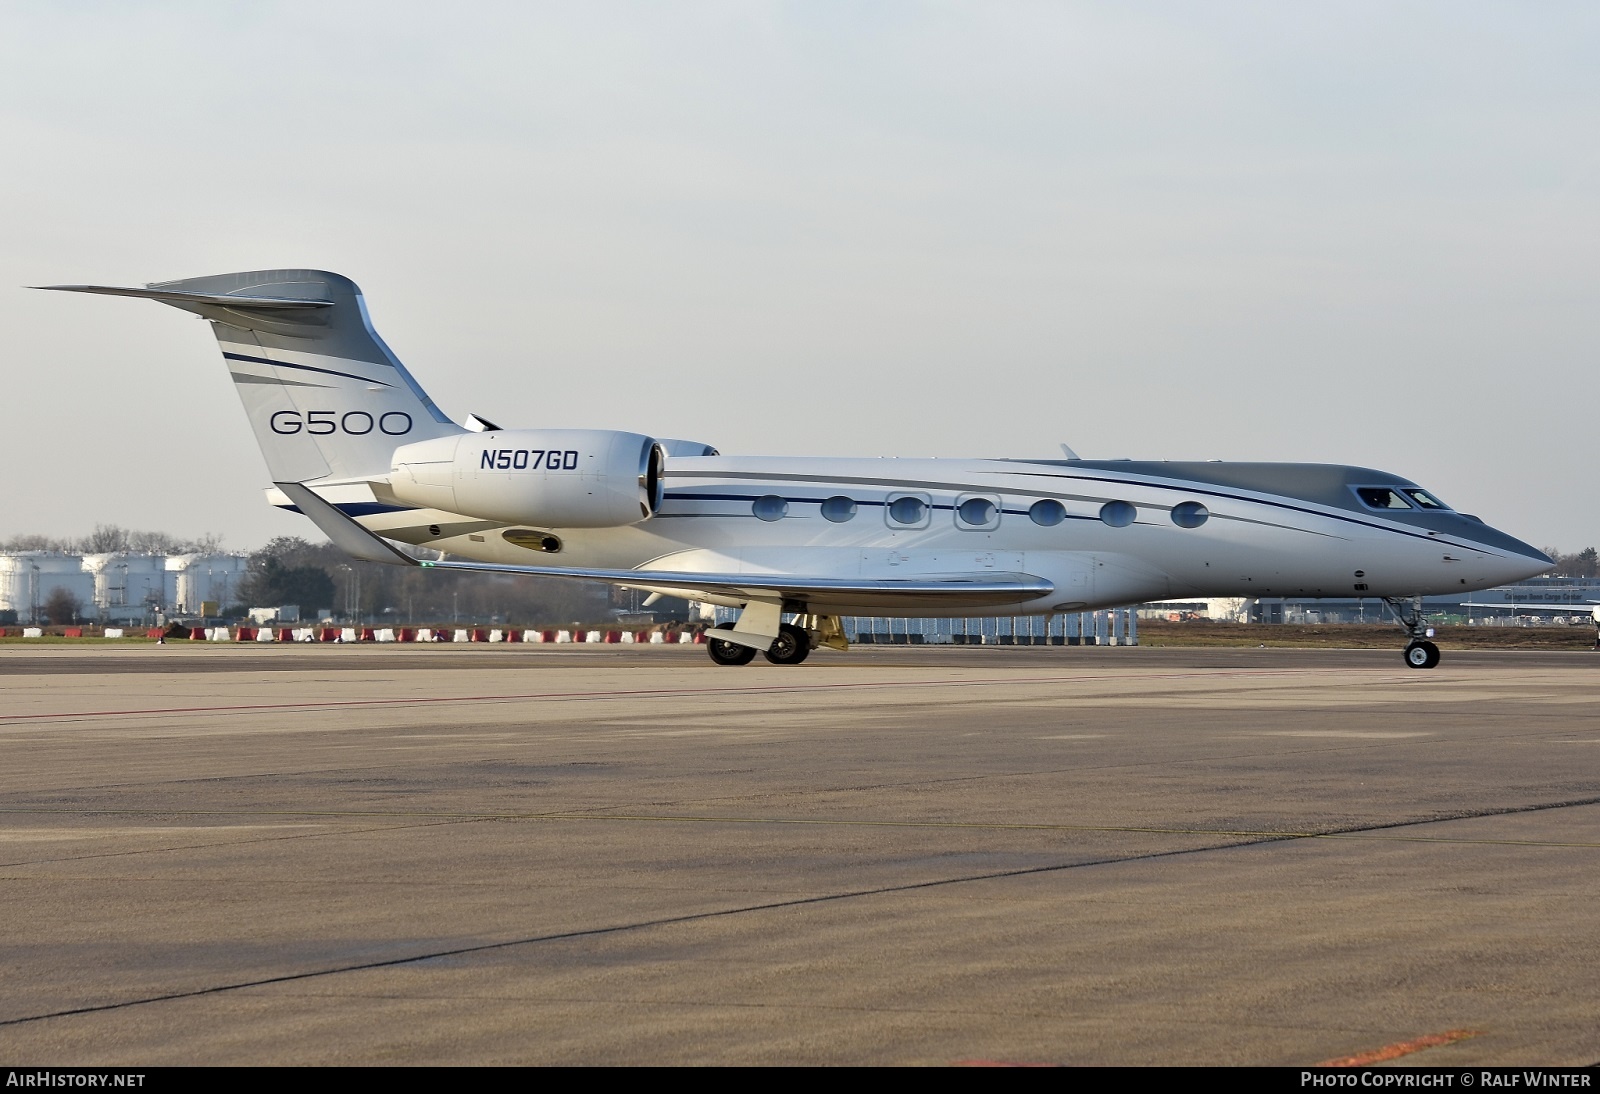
[43, 270, 1552, 669]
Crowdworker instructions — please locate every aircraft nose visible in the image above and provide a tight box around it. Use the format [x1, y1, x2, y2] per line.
[1449, 516, 1552, 584]
[1487, 536, 1553, 584]
[1506, 550, 1555, 583]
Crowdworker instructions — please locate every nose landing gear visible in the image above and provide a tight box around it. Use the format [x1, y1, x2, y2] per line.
[1385, 595, 1441, 669]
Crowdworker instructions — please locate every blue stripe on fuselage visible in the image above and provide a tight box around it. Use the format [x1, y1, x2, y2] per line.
[274, 501, 418, 517]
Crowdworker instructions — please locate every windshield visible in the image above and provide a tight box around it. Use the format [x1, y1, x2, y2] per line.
[1402, 487, 1450, 510]
[1354, 487, 1412, 510]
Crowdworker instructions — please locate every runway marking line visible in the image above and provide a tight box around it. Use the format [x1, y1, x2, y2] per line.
[4, 801, 1599, 849]
[0, 797, 1589, 1032]
[0, 667, 1379, 725]
[1318, 1029, 1483, 1066]
[0, 834, 1326, 1031]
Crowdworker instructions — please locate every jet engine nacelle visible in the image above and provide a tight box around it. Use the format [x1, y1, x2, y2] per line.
[388, 429, 664, 527]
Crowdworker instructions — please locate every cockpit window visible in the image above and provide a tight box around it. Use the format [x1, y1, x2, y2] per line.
[1402, 488, 1449, 510]
[1354, 487, 1413, 510]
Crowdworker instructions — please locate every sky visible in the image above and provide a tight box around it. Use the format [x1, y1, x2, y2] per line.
[2, 2, 1595, 551]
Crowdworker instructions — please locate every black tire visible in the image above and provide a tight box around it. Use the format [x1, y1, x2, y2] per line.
[707, 622, 757, 666]
[762, 622, 812, 666]
[1404, 640, 1440, 669]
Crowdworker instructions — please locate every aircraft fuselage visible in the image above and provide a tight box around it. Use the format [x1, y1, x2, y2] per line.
[352, 453, 1551, 617]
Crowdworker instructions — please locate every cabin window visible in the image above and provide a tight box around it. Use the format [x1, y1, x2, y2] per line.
[1402, 488, 1449, 510]
[1099, 500, 1136, 527]
[955, 496, 998, 529]
[1170, 501, 1209, 529]
[886, 495, 930, 527]
[752, 495, 788, 521]
[1354, 487, 1413, 511]
[1029, 499, 1066, 527]
[820, 496, 857, 523]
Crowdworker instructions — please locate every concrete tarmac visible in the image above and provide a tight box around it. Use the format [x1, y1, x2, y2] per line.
[1, 643, 1597, 1065]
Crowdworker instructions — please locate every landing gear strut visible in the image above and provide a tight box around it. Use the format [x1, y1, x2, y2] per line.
[1384, 595, 1440, 669]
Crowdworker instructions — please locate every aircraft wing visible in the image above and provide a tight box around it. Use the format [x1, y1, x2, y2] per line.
[278, 481, 1053, 607]
[1463, 601, 1599, 617]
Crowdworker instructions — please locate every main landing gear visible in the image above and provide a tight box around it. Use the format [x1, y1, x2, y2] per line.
[1385, 595, 1440, 670]
[706, 615, 846, 666]
[762, 622, 812, 665]
[706, 623, 758, 666]
[707, 621, 812, 666]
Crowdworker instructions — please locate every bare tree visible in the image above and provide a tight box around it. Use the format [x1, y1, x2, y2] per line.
[43, 587, 83, 625]
[1542, 547, 1599, 579]
[82, 524, 132, 553]
[2, 527, 226, 556]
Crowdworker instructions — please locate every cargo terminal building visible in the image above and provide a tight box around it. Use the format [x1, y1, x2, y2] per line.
[1142, 577, 1600, 625]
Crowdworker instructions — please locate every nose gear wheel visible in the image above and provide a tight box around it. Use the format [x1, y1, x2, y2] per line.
[1404, 640, 1440, 669]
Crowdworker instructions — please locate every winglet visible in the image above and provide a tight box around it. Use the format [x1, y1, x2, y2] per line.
[274, 482, 419, 567]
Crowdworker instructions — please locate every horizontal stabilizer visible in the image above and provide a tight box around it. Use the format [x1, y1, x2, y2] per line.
[35, 284, 333, 309]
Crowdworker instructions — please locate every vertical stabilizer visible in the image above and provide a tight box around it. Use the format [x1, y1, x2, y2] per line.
[41, 270, 462, 484]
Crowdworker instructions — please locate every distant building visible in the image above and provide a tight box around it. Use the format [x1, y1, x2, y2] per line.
[0, 551, 248, 624]
[1139, 578, 1600, 626]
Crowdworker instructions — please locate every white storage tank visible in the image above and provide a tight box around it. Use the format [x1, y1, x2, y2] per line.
[81, 554, 170, 622]
[0, 553, 95, 624]
[167, 554, 249, 615]
[0, 555, 37, 617]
